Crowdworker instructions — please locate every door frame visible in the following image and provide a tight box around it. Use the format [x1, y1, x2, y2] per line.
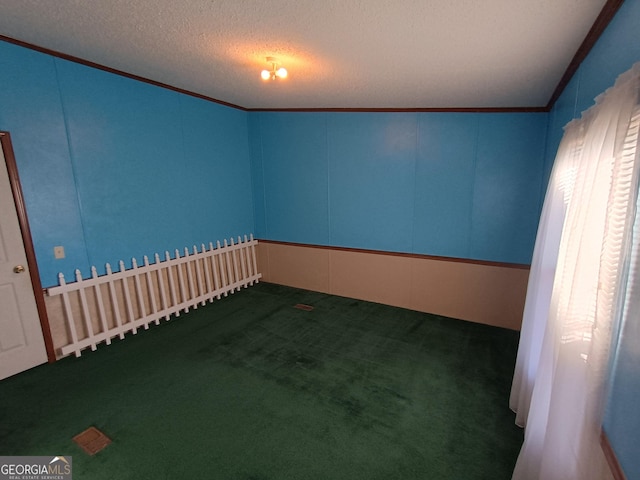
[1, 131, 55, 363]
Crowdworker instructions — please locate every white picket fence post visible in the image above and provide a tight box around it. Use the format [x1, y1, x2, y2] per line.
[47, 235, 261, 358]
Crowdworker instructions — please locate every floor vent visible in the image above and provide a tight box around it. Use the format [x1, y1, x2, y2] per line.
[73, 426, 111, 455]
[294, 303, 314, 311]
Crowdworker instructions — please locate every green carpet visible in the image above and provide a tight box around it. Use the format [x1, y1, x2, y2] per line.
[0, 282, 522, 479]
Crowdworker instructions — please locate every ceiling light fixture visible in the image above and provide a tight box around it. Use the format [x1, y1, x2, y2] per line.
[261, 56, 288, 80]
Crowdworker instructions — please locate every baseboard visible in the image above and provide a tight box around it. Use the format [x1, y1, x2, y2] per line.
[601, 429, 627, 480]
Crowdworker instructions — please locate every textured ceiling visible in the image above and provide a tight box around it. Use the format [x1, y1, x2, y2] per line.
[0, 0, 609, 109]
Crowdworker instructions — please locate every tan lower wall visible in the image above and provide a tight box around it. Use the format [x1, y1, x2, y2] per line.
[257, 241, 529, 330]
[44, 241, 528, 356]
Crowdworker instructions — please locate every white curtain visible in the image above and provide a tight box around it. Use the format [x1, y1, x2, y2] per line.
[510, 63, 640, 480]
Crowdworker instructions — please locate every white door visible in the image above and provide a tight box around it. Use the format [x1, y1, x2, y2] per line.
[0, 142, 47, 380]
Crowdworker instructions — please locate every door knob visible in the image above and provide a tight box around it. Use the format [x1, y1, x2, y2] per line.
[13, 265, 25, 273]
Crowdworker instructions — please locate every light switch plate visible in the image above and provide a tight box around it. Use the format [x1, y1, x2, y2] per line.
[54, 246, 65, 259]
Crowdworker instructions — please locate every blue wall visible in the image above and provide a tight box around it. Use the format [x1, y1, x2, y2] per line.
[250, 111, 548, 265]
[1, 29, 556, 280]
[0, 41, 254, 287]
[555, 1, 640, 479]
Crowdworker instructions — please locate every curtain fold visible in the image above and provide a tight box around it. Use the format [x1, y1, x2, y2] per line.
[510, 63, 640, 480]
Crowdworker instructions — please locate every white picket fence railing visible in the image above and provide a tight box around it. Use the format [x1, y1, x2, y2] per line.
[47, 235, 261, 358]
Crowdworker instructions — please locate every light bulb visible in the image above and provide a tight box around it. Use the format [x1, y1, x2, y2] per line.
[261, 70, 271, 80]
[276, 67, 288, 79]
